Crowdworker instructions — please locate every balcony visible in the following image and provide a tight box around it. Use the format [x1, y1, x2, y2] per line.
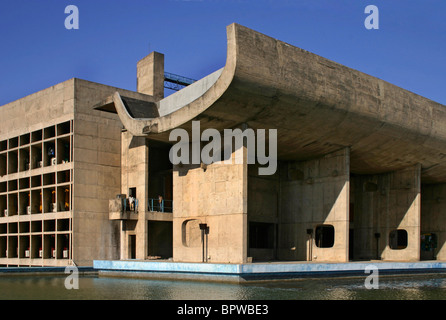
[109, 196, 173, 220]
[148, 198, 172, 213]
[108, 195, 138, 220]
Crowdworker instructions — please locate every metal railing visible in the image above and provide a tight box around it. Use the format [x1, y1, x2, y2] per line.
[112, 195, 173, 214]
[164, 72, 196, 91]
[148, 198, 173, 213]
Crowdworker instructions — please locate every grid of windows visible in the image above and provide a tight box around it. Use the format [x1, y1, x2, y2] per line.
[0, 121, 73, 266]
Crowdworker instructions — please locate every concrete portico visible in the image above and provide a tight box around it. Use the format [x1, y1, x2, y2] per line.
[98, 23, 446, 266]
[111, 24, 446, 182]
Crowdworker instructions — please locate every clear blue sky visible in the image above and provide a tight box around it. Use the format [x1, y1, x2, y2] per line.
[0, 0, 445, 106]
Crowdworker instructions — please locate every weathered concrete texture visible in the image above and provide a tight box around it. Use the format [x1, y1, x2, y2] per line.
[137, 52, 164, 101]
[0, 79, 75, 139]
[72, 79, 133, 266]
[119, 131, 149, 260]
[351, 164, 421, 262]
[113, 23, 446, 185]
[172, 146, 248, 264]
[93, 259, 446, 283]
[158, 68, 223, 117]
[99, 23, 446, 265]
[278, 148, 350, 262]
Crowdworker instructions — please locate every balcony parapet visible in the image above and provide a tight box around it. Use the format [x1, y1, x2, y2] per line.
[109, 197, 138, 220]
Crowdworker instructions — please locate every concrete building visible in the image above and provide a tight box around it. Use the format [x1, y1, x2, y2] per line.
[1, 23, 445, 268]
[0, 79, 154, 267]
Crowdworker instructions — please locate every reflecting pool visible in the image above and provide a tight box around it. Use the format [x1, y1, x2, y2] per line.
[0, 273, 445, 300]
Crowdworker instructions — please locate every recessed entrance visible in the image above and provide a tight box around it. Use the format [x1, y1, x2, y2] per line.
[148, 221, 172, 259]
[128, 235, 136, 259]
[249, 222, 274, 249]
[249, 222, 276, 261]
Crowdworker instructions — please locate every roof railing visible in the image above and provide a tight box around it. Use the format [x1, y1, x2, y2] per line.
[164, 72, 196, 91]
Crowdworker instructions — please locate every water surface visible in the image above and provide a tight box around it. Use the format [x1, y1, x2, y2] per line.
[0, 273, 445, 300]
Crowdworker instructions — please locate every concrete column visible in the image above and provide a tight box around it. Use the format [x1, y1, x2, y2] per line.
[137, 51, 164, 101]
[121, 131, 149, 260]
[352, 164, 421, 262]
[381, 165, 421, 261]
[279, 148, 350, 262]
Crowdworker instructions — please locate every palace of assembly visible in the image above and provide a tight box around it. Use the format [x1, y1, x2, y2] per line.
[0, 24, 444, 270]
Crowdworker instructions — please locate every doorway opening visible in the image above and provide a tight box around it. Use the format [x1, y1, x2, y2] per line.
[148, 221, 173, 259]
[249, 222, 275, 261]
[129, 235, 136, 259]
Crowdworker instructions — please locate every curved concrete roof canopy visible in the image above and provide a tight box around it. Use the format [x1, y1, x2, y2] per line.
[112, 23, 446, 184]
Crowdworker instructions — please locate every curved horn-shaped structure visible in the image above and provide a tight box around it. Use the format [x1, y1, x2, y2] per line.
[113, 23, 446, 183]
[113, 23, 238, 138]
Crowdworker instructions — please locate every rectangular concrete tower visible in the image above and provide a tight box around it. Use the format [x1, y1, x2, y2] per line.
[137, 51, 164, 101]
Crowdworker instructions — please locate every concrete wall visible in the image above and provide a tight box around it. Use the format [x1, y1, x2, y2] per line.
[0, 80, 75, 139]
[72, 79, 123, 265]
[351, 164, 421, 262]
[278, 148, 350, 262]
[119, 131, 149, 260]
[172, 146, 248, 263]
[71, 79, 156, 266]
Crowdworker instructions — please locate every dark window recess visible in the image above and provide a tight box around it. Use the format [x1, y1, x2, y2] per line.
[315, 225, 335, 248]
[249, 222, 274, 249]
[389, 229, 408, 250]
